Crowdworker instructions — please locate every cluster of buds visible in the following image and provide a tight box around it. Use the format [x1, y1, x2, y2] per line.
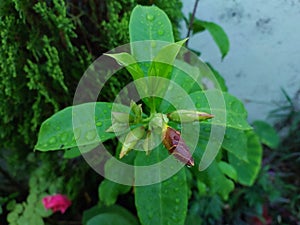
[106, 101, 213, 166]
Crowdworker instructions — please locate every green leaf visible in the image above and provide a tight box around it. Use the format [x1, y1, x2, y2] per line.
[189, 90, 252, 130]
[218, 161, 237, 182]
[35, 102, 130, 151]
[98, 179, 131, 206]
[129, 5, 174, 61]
[104, 53, 144, 80]
[228, 131, 262, 186]
[147, 39, 187, 110]
[192, 19, 230, 59]
[63, 147, 81, 159]
[196, 160, 234, 200]
[87, 213, 132, 225]
[222, 127, 248, 161]
[253, 120, 279, 149]
[82, 205, 139, 225]
[206, 63, 228, 91]
[134, 145, 188, 225]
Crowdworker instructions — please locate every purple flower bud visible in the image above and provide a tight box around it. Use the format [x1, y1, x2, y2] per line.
[162, 126, 194, 166]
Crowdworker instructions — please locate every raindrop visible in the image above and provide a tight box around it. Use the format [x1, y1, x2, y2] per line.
[196, 103, 201, 108]
[60, 132, 69, 142]
[48, 137, 57, 144]
[157, 30, 164, 36]
[175, 198, 180, 203]
[146, 14, 154, 21]
[86, 130, 97, 141]
[96, 121, 103, 127]
[173, 175, 178, 181]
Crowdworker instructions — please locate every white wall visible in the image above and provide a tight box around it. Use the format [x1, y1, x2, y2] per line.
[181, 0, 300, 123]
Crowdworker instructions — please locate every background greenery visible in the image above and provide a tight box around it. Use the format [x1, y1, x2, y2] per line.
[0, 0, 299, 225]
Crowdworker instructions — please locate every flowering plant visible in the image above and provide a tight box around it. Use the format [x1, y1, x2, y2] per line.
[35, 5, 262, 225]
[42, 194, 71, 214]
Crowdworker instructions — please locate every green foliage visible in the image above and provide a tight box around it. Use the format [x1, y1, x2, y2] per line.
[253, 120, 280, 149]
[82, 205, 139, 225]
[191, 18, 230, 59]
[35, 5, 262, 225]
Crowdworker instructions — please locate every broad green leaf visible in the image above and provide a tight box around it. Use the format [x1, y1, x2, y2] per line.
[135, 145, 188, 225]
[83, 205, 139, 225]
[87, 213, 132, 225]
[222, 127, 248, 161]
[253, 120, 279, 149]
[196, 161, 234, 200]
[35, 102, 130, 151]
[191, 140, 234, 200]
[218, 161, 237, 182]
[228, 131, 262, 186]
[192, 19, 230, 59]
[98, 179, 131, 206]
[129, 5, 174, 61]
[104, 53, 144, 80]
[189, 90, 252, 130]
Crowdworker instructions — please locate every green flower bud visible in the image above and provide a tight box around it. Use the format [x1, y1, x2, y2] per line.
[168, 110, 213, 123]
[119, 126, 145, 158]
[130, 100, 142, 123]
[162, 125, 194, 166]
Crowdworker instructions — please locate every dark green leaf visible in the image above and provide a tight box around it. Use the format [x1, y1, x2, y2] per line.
[134, 145, 188, 225]
[228, 131, 262, 186]
[98, 179, 131, 206]
[129, 5, 174, 61]
[253, 120, 280, 149]
[83, 205, 139, 225]
[87, 213, 132, 225]
[193, 19, 230, 59]
[35, 102, 130, 151]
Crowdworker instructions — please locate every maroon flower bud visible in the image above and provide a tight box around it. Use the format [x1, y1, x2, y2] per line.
[162, 126, 194, 167]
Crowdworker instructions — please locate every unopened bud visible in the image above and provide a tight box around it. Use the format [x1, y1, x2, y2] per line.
[168, 110, 213, 123]
[162, 126, 194, 166]
[119, 126, 145, 158]
[130, 100, 142, 123]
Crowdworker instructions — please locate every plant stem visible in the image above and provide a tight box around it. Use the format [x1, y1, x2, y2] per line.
[186, 0, 200, 47]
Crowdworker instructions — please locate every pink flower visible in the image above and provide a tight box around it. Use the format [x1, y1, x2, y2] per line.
[42, 194, 72, 214]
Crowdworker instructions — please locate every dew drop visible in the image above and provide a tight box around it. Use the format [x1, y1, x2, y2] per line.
[175, 198, 180, 203]
[175, 187, 179, 191]
[146, 14, 154, 21]
[96, 121, 103, 127]
[60, 132, 69, 142]
[157, 30, 164, 36]
[48, 137, 57, 144]
[56, 126, 60, 131]
[86, 130, 97, 141]
[196, 103, 201, 108]
[173, 175, 178, 181]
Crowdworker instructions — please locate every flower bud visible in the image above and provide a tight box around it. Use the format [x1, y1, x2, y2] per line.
[119, 126, 145, 158]
[162, 126, 194, 166]
[168, 110, 213, 123]
[130, 100, 142, 123]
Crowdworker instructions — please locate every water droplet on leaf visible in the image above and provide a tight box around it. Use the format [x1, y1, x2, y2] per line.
[86, 130, 97, 141]
[48, 137, 57, 144]
[96, 121, 103, 127]
[146, 14, 154, 21]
